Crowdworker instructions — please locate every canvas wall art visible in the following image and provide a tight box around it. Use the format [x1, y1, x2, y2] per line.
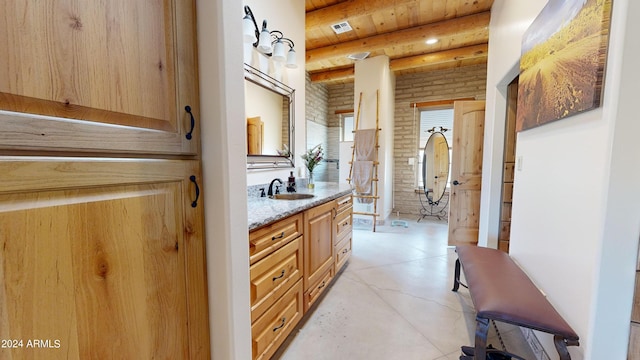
[516, 0, 612, 132]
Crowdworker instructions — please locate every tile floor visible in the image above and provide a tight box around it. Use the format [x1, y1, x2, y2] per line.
[274, 216, 538, 360]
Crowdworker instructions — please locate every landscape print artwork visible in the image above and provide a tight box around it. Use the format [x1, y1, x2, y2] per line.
[516, 0, 612, 132]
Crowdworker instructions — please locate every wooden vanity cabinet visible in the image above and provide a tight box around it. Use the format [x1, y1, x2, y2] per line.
[303, 200, 336, 311]
[249, 214, 303, 265]
[249, 194, 354, 358]
[249, 215, 304, 360]
[334, 194, 353, 273]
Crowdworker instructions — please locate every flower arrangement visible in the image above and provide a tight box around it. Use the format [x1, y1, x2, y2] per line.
[301, 143, 324, 173]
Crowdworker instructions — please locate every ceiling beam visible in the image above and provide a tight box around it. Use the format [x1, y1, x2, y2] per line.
[310, 67, 355, 83]
[306, 0, 494, 30]
[390, 44, 488, 71]
[307, 0, 422, 29]
[305, 11, 490, 65]
[309, 44, 489, 83]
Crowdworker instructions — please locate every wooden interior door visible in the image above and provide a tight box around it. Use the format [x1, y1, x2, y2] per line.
[0, 159, 209, 359]
[498, 78, 519, 252]
[448, 100, 485, 246]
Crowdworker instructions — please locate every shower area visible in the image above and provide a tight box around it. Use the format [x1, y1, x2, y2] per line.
[305, 75, 353, 183]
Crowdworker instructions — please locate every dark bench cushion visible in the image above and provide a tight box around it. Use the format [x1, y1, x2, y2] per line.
[456, 245, 579, 341]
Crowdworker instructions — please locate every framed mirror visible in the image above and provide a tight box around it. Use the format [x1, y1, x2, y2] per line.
[244, 63, 295, 169]
[422, 131, 450, 203]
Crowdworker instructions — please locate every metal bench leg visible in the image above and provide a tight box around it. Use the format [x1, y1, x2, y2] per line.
[453, 259, 461, 291]
[474, 317, 489, 360]
[554, 335, 579, 360]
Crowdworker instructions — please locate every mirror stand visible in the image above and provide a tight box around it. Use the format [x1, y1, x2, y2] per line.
[417, 191, 449, 221]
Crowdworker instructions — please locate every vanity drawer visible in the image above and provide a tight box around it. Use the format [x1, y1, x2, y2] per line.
[252, 279, 303, 360]
[304, 267, 334, 312]
[334, 207, 352, 244]
[249, 213, 303, 265]
[335, 234, 352, 273]
[335, 194, 352, 213]
[250, 236, 303, 322]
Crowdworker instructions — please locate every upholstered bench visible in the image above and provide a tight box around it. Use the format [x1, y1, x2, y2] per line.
[452, 245, 579, 360]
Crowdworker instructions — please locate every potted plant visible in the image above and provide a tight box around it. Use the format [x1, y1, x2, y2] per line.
[301, 144, 324, 188]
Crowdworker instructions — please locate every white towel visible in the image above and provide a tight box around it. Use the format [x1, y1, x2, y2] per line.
[352, 161, 373, 204]
[354, 129, 376, 161]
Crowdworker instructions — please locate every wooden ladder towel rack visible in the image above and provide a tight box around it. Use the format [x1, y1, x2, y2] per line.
[347, 90, 381, 232]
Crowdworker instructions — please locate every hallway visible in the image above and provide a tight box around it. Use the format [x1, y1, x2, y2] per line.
[274, 217, 537, 360]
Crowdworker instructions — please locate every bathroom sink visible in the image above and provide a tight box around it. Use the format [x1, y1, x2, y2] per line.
[270, 193, 315, 200]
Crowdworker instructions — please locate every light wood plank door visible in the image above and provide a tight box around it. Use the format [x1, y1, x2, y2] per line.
[0, 158, 209, 359]
[303, 201, 335, 292]
[0, 0, 199, 155]
[448, 100, 485, 246]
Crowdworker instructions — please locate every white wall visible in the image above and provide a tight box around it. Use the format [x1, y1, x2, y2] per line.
[352, 56, 395, 222]
[244, 0, 306, 186]
[478, 0, 546, 249]
[197, 0, 251, 359]
[483, 1, 640, 359]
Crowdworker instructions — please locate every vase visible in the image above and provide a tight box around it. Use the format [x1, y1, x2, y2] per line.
[307, 170, 315, 189]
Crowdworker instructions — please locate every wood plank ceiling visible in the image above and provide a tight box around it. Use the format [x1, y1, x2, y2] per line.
[305, 0, 494, 83]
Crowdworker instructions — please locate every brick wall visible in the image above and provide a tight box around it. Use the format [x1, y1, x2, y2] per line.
[393, 64, 487, 215]
[305, 63, 487, 215]
[326, 83, 355, 128]
[305, 72, 331, 181]
[326, 83, 355, 182]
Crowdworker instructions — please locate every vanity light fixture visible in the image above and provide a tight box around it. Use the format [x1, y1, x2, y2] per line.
[243, 5, 297, 69]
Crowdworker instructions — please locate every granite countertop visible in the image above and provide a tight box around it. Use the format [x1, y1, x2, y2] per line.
[248, 182, 352, 231]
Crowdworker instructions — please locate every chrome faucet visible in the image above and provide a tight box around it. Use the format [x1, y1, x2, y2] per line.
[267, 178, 283, 197]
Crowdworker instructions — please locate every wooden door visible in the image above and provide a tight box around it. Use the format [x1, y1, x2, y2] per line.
[448, 101, 485, 246]
[0, 0, 199, 155]
[303, 201, 334, 292]
[0, 159, 210, 359]
[498, 79, 519, 252]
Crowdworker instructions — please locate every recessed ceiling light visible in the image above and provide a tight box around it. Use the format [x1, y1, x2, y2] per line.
[426, 38, 438, 45]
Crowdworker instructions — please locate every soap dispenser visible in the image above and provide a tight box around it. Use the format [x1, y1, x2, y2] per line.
[287, 171, 296, 193]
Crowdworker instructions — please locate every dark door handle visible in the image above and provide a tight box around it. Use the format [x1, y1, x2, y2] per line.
[273, 317, 286, 332]
[190, 175, 200, 207]
[185, 105, 195, 140]
[272, 270, 285, 281]
[452, 180, 461, 186]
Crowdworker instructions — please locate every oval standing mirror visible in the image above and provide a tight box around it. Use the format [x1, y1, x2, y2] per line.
[422, 131, 450, 203]
[244, 63, 295, 169]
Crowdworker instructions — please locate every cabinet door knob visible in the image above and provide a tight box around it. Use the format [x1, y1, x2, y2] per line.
[185, 105, 195, 140]
[189, 175, 200, 208]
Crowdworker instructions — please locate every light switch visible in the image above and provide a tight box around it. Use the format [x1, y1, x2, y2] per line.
[408, 157, 414, 165]
[517, 156, 523, 171]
